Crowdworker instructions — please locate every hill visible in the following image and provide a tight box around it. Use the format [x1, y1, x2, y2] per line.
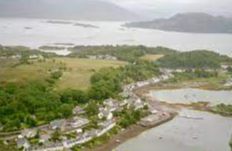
[125, 12, 232, 34]
[157, 50, 232, 69]
[0, 0, 138, 21]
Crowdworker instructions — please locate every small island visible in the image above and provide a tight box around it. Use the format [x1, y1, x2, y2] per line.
[74, 23, 99, 29]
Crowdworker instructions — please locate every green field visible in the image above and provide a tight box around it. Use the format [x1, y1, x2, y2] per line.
[54, 58, 126, 90]
[140, 54, 164, 61]
[0, 57, 126, 90]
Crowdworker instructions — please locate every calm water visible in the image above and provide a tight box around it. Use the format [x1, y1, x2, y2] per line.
[0, 18, 232, 56]
[150, 88, 232, 105]
[116, 109, 232, 151]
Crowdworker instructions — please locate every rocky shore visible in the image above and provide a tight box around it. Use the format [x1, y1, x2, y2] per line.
[85, 112, 177, 151]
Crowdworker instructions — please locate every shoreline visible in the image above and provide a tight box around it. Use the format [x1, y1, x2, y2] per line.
[81, 80, 231, 151]
[84, 112, 177, 151]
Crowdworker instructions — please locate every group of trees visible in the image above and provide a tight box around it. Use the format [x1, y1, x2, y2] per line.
[211, 103, 232, 116]
[0, 80, 92, 132]
[89, 60, 160, 100]
[0, 58, 160, 132]
[157, 50, 232, 69]
[0, 45, 56, 58]
[169, 69, 218, 82]
[0, 81, 70, 131]
[69, 45, 176, 62]
[115, 108, 144, 128]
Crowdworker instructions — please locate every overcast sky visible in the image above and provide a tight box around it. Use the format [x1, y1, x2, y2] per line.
[104, 0, 232, 19]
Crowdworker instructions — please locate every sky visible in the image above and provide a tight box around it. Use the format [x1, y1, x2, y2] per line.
[0, 0, 232, 20]
[104, 0, 232, 19]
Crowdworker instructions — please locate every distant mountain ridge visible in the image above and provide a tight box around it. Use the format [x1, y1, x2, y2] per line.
[125, 12, 232, 34]
[0, 0, 138, 21]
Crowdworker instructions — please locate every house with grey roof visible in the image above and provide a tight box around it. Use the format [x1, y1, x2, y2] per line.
[72, 106, 85, 115]
[103, 98, 119, 112]
[98, 107, 113, 120]
[21, 128, 38, 138]
[50, 119, 66, 131]
[97, 120, 116, 137]
[68, 116, 89, 129]
[127, 96, 145, 110]
[39, 133, 51, 144]
[17, 135, 30, 150]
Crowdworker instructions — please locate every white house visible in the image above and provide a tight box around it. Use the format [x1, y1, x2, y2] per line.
[98, 108, 113, 120]
[72, 106, 85, 115]
[39, 133, 51, 144]
[21, 128, 38, 138]
[103, 98, 119, 112]
[69, 116, 89, 129]
[17, 135, 30, 150]
[50, 119, 66, 131]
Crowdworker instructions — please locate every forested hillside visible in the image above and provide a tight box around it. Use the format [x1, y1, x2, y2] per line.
[157, 50, 232, 69]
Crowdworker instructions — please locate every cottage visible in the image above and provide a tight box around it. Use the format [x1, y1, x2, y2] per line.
[87, 55, 97, 60]
[63, 134, 93, 149]
[33, 142, 64, 151]
[11, 54, 21, 59]
[22, 128, 38, 138]
[150, 109, 158, 114]
[69, 116, 89, 129]
[17, 135, 30, 150]
[50, 119, 66, 131]
[103, 98, 119, 112]
[72, 106, 85, 115]
[103, 55, 117, 60]
[98, 120, 115, 128]
[224, 79, 232, 87]
[39, 133, 51, 144]
[119, 91, 130, 98]
[221, 64, 229, 70]
[85, 129, 98, 137]
[29, 54, 44, 60]
[76, 129, 83, 134]
[160, 74, 170, 81]
[134, 99, 145, 110]
[136, 81, 150, 87]
[175, 69, 185, 73]
[119, 99, 128, 107]
[97, 120, 116, 137]
[151, 77, 161, 84]
[127, 96, 144, 110]
[87, 55, 117, 60]
[98, 108, 113, 120]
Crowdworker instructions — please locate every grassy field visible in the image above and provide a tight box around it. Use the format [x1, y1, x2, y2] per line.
[54, 58, 126, 90]
[0, 58, 126, 90]
[0, 59, 57, 84]
[140, 54, 164, 61]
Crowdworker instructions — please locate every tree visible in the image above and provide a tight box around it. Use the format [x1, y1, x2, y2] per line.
[19, 53, 29, 64]
[51, 130, 61, 141]
[59, 104, 73, 118]
[85, 101, 98, 117]
[51, 71, 63, 79]
[60, 89, 88, 104]
[230, 136, 232, 151]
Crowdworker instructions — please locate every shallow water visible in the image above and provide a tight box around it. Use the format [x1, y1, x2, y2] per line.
[1, 18, 232, 56]
[150, 88, 232, 105]
[115, 109, 232, 151]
